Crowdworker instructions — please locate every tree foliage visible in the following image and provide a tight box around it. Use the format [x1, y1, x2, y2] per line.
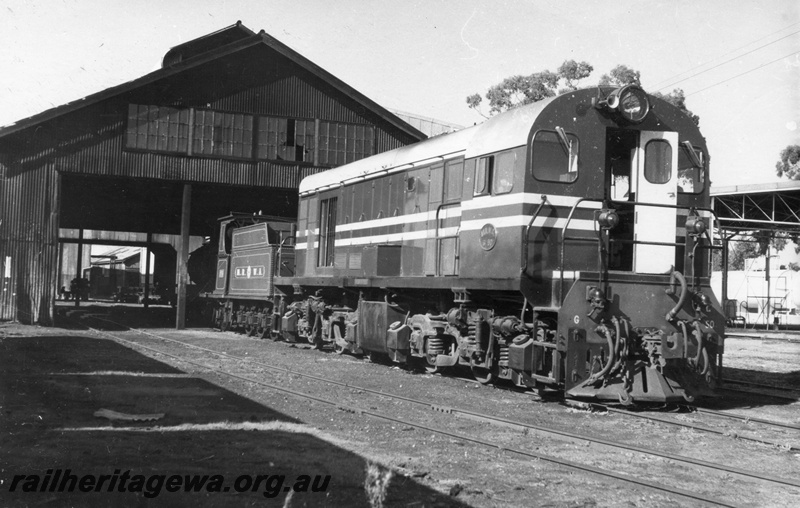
[721, 231, 798, 271]
[652, 89, 700, 126]
[467, 60, 591, 117]
[598, 65, 641, 87]
[467, 62, 699, 125]
[557, 60, 594, 93]
[727, 241, 761, 271]
[775, 144, 800, 180]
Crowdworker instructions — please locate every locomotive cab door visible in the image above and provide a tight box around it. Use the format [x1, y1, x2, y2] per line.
[633, 131, 678, 274]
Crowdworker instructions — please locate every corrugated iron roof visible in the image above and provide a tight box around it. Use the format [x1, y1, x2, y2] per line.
[162, 21, 256, 67]
[0, 23, 425, 142]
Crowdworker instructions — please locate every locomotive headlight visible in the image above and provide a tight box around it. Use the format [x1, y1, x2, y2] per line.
[685, 216, 706, 236]
[596, 85, 651, 124]
[597, 209, 619, 230]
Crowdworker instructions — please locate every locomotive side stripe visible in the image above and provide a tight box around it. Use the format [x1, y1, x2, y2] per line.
[335, 208, 463, 233]
[461, 215, 596, 231]
[300, 193, 601, 240]
[296, 192, 701, 249]
[463, 193, 605, 211]
[295, 214, 597, 250]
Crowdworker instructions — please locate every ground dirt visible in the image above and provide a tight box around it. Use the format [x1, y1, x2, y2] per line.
[2, 304, 800, 507]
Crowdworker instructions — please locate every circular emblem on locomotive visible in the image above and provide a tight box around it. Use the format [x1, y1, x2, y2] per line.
[479, 223, 497, 251]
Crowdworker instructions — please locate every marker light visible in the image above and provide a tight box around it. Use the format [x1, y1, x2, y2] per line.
[598, 209, 619, 230]
[685, 216, 706, 236]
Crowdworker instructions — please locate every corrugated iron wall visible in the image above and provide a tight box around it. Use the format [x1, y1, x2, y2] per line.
[0, 161, 60, 324]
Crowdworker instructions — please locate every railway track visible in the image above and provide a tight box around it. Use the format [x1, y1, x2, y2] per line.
[69, 314, 800, 506]
[719, 378, 800, 401]
[569, 401, 800, 450]
[452, 373, 800, 438]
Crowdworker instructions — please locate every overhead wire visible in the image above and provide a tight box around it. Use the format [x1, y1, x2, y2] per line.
[651, 21, 800, 90]
[656, 29, 800, 93]
[686, 48, 800, 97]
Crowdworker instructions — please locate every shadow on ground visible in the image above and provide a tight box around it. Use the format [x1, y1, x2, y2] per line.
[0, 335, 469, 507]
[55, 303, 184, 331]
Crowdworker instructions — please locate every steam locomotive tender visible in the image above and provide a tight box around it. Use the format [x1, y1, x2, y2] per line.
[210, 85, 723, 404]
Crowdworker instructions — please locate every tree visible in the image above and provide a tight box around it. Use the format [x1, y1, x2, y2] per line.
[466, 60, 591, 117]
[557, 60, 594, 93]
[775, 144, 800, 180]
[467, 61, 699, 125]
[720, 231, 798, 272]
[598, 65, 641, 87]
[652, 89, 700, 126]
[727, 240, 761, 270]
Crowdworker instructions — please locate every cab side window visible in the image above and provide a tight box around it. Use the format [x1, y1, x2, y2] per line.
[493, 152, 516, 194]
[532, 130, 579, 183]
[474, 156, 493, 196]
[678, 144, 705, 193]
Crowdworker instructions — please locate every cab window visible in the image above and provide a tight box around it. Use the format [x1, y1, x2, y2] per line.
[644, 140, 672, 184]
[532, 130, 579, 183]
[494, 151, 516, 194]
[474, 156, 493, 196]
[678, 144, 704, 193]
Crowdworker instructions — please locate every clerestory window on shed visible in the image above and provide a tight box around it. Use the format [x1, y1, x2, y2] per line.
[255, 117, 316, 162]
[126, 105, 191, 153]
[192, 110, 254, 158]
[125, 104, 375, 166]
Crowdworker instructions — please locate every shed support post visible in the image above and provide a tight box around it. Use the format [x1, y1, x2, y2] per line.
[176, 184, 192, 329]
[74, 229, 83, 308]
[144, 233, 152, 309]
[721, 237, 729, 314]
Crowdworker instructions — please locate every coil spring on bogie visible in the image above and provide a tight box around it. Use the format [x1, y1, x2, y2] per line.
[464, 323, 477, 348]
[427, 336, 445, 355]
[498, 341, 509, 367]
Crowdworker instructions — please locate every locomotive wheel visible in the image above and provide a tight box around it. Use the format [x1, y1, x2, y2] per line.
[424, 356, 440, 374]
[212, 309, 224, 330]
[471, 365, 495, 385]
[333, 341, 347, 355]
[331, 323, 347, 355]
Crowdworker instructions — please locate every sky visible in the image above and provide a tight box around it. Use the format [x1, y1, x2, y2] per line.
[1, 0, 798, 188]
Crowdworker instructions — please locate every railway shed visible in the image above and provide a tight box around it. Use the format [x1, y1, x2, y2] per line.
[712, 180, 800, 324]
[0, 22, 425, 326]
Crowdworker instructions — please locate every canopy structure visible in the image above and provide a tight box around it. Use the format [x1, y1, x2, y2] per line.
[711, 180, 800, 325]
[712, 180, 800, 234]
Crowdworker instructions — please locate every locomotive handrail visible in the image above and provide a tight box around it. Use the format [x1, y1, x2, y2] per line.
[559, 197, 606, 305]
[520, 195, 548, 274]
[558, 199, 718, 306]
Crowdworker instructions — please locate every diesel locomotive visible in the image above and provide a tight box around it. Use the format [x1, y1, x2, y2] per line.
[207, 85, 723, 404]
